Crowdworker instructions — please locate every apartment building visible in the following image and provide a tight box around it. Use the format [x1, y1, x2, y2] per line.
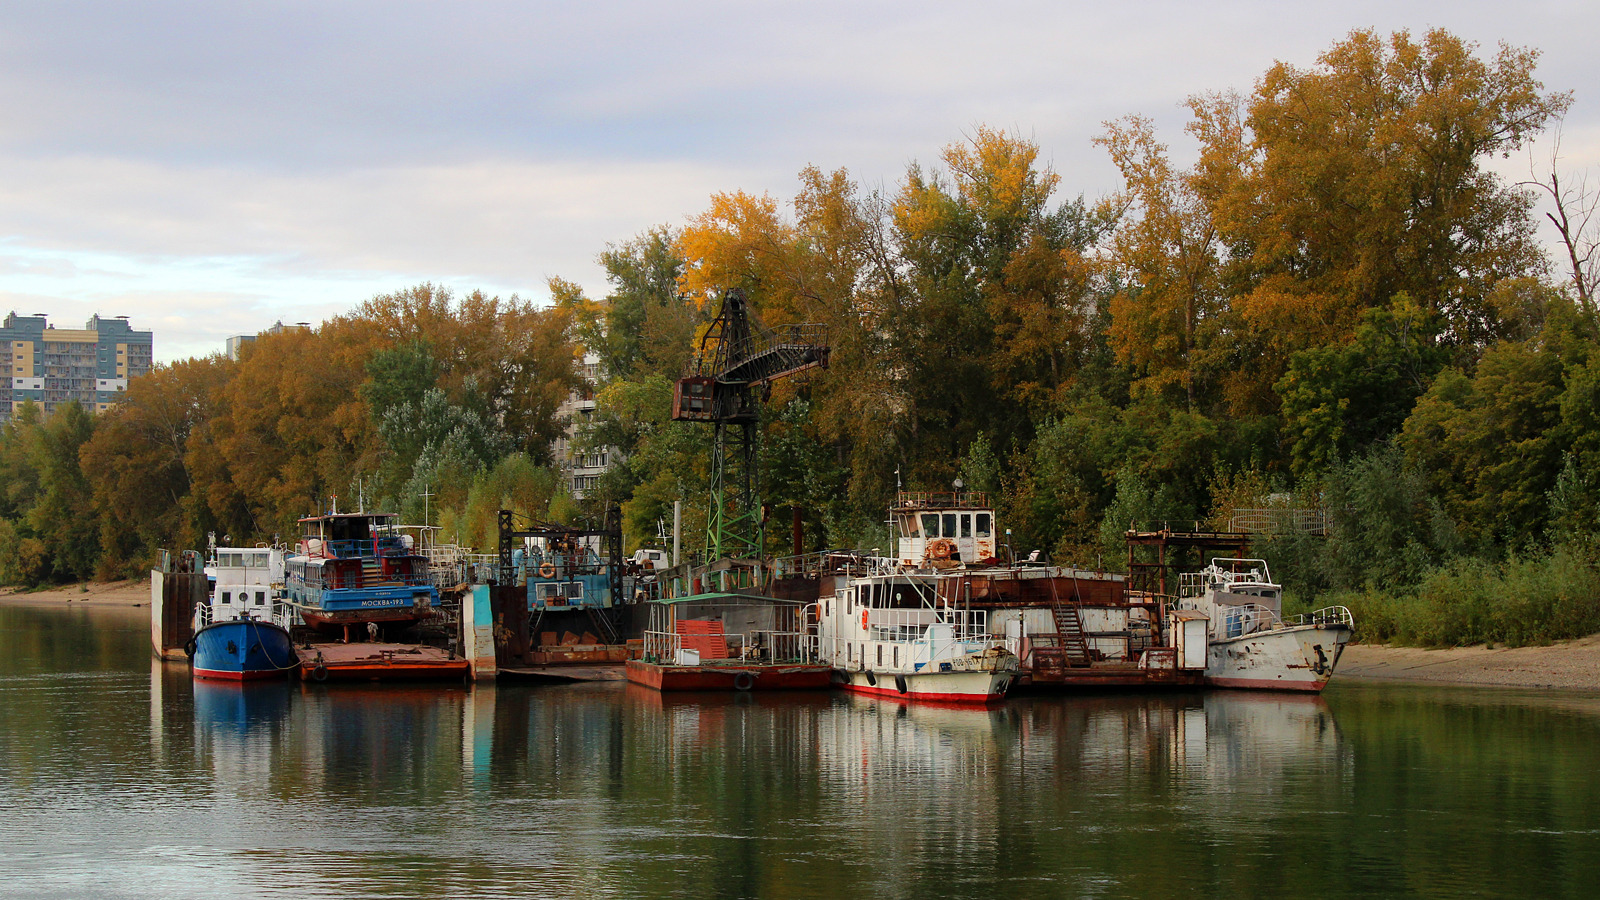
[552, 351, 619, 499]
[1, 313, 154, 418]
[225, 320, 308, 360]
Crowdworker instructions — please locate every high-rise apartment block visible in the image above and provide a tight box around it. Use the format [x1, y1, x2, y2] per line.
[553, 351, 619, 499]
[0, 313, 154, 418]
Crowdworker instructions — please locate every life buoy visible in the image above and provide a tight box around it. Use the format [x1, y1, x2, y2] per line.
[733, 672, 755, 691]
[928, 539, 954, 560]
[861, 609, 869, 630]
[539, 562, 556, 578]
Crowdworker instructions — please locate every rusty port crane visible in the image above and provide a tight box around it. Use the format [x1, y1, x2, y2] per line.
[670, 288, 829, 563]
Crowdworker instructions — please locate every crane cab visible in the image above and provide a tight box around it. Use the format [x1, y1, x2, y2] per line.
[672, 376, 717, 421]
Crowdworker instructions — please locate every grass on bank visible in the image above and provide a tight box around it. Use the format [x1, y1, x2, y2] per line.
[1293, 544, 1600, 648]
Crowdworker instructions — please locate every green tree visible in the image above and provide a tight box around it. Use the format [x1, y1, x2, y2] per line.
[1277, 296, 1452, 477]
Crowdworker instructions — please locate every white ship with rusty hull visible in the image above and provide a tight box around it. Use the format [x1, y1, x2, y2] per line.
[811, 561, 1020, 706]
[1176, 559, 1352, 691]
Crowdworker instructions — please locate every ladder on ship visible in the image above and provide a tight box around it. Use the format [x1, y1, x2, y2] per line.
[361, 556, 381, 588]
[1045, 576, 1092, 668]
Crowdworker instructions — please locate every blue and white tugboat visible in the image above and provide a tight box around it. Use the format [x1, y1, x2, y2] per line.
[283, 511, 438, 634]
[282, 510, 468, 680]
[188, 544, 298, 681]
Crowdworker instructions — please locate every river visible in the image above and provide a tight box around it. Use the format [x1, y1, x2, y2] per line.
[3, 603, 1599, 898]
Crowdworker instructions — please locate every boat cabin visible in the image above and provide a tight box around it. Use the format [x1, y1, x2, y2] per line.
[200, 545, 284, 625]
[297, 512, 411, 559]
[1179, 558, 1283, 639]
[892, 491, 998, 568]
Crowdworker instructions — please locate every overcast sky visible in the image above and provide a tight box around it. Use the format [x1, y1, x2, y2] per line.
[3, 1, 1597, 361]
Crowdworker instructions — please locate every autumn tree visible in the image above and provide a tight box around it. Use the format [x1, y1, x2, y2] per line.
[1097, 115, 1223, 410]
[1213, 29, 1567, 349]
[80, 356, 233, 575]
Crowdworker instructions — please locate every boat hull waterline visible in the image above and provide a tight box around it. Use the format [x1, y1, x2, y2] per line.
[190, 619, 298, 681]
[839, 669, 1013, 706]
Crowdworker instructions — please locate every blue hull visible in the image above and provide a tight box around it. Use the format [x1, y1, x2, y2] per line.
[190, 619, 298, 680]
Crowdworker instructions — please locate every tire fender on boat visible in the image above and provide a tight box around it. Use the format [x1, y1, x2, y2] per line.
[733, 672, 755, 691]
[894, 674, 908, 695]
[182, 636, 197, 660]
[311, 664, 329, 682]
[865, 670, 876, 687]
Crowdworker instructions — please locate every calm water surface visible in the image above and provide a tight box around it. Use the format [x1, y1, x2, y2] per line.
[3, 603, 1600, 898]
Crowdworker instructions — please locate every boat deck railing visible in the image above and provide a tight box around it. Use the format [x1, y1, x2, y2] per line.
[1283, 605, 1355, 629]
[304, 537, 414, 559]
[1186, 601, 1355, 637]
[642, 630, 682, 663]
[865, 607, 990, 643]
[772, 550, 893, 579]
[643, 629, 817, 665]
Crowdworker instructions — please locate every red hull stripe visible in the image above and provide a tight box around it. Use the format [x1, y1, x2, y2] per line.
[1206, 676, 1327, 692]
[844, 681, 1006, 707]
[193, 667, 289, 681]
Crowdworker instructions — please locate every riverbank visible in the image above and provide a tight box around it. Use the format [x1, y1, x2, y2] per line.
[1339, 636, 1600, 691]
[0, 579, 148, 607]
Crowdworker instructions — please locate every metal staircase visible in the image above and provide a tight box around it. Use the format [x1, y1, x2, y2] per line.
[1046, 577, 1092, 668]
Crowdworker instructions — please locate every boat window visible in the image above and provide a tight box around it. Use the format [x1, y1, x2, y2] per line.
[921, 514, 939, 538]
[893, 646, 899, 667]
[942, 514, 957, 539]
[877, 644, 883, 666]
[221, 592, 230, 604]
[976, 513, 991, 537]
[824, 600, 830, 617]
[848, 643, 853, 662]
[255, 591, 265, 606]
[961, 514, 972, 539]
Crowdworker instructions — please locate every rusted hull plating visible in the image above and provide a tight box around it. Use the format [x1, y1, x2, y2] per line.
[300, 642, 470, 682]
[1204, 625, 1350, 693]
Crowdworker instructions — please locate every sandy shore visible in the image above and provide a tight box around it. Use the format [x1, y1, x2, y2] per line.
[1339, 635, 1600, 691]
[0, 578, 150, 607]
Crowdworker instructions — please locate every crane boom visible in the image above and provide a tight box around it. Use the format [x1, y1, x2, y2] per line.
[670, 289, 829, 562]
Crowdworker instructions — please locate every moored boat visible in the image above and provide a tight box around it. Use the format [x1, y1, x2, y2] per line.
[283, 511, 439, 633]
[1176, 558, 1353, 691]
[628, 581, 832, 691]
[188, 544, 298, 680]
[814, 567, 1020, 706]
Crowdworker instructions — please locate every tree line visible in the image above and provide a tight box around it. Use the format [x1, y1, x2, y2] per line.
[6, 30, 1599, 644]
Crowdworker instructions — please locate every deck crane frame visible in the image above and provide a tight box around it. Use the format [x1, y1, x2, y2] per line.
[671, 288, 829, 563]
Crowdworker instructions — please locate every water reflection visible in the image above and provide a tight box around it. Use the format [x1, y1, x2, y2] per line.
[8, 606, 1600, 898]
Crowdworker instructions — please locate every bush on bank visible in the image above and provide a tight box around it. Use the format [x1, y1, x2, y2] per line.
[1328, 543, 1600, 647]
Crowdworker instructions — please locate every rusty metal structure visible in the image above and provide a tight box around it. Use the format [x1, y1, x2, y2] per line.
[1124, 526, 1251, 597]
[671, 288, 828, 562]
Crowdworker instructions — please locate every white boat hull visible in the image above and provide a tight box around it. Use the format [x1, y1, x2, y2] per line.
[840, 668, 1014, 706]
[1205, 624, 1350, 692]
